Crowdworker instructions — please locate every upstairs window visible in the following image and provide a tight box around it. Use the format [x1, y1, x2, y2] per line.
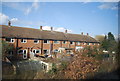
[63, 41, 66, 44]
[54, 40, 59, 44]
[44, 40, 49, 44]
[70, 41, 74, 45]
[34, 40, 39, 43]
[87, 43, 90, 45]
[83, 43, 86, 45]
[77, 42, 80, 45]
[6, 38, 14, 43]
[21, 39, 27, 43]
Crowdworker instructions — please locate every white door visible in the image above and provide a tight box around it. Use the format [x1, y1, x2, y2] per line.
[23, 50, 27, 59]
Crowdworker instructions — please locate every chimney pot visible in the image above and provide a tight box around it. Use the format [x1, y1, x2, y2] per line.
[40, 26, 42, 31]
[8, 20, 11, 27]
[87, 33, 89, 35]
[81, 32, 83, 35]
[65, 30, 67, 33]
[51, 27, 53, 31]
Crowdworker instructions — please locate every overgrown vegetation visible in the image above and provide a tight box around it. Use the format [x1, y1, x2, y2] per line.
[1, 40, 14, 60]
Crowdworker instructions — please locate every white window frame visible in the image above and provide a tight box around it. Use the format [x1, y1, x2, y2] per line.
[83, 43, 86, 45]
[77, 41, 80, 45]
[21, 39, 27, 43]
[62, 41, 66, 44]
[6, 38, 15, 43]
[18, 49, 27, 54]
[43, 40, 49, 44]
[18, 49, 27, 59]
[54, 40, 59, 44]
[34, 39, 39, 44]
[54, 49, 59, 52]
[32, 49, 41, 54]
[87, 43, 90, 45]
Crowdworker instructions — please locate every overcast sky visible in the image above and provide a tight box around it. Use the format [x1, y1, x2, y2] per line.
[0, 0, 118, 37]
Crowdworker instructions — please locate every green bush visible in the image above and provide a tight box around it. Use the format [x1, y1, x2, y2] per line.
[48, 63, 58, 74]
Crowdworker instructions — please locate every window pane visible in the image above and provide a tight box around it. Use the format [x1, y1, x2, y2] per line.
[18, 50, 23, 54]
[70, 42, 73, 44]
[33, 50, 35, 53]
[44, 50, 48, 54]
[54, 40, 59, 43]
[6, 38, 11, 42]
[24, 50, 27, 54]
[36, 50, 40, 53]
[34, 40, 38, 43]
[44, 40, 48, 43]
[63, 41, 66, 44]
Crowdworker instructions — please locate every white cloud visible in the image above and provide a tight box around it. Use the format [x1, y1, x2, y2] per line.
[32, 0, 39, 10]
[3, 0, 39, 15]
[10, 18, 18, 23]
[25, 0, 39, 15]
[0, 13, 9, 24]
[98, 3, 118, 10]
[0, 13, 19, 25]
[42, 26, 51, 30]
[42, 26, 72, 33]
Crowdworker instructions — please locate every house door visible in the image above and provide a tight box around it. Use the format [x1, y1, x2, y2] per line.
[23, 50, 27, 59]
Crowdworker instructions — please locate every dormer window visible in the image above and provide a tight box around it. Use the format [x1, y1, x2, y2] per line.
[54, 40, 59, 44]
[44, 40, 49, 44]
[34, 40, 39, 43]
[21, 39, 27, 43]
[6, 38, 14, 43]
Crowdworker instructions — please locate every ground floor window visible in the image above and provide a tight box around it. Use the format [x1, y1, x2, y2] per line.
[18, 49, 27, 59]
[66, 50, 72, 54]
[33, 49, 41, 54]
[43, 49, 49, 55]
[54, 49, 59, 52]
[18, 49, 27, 54]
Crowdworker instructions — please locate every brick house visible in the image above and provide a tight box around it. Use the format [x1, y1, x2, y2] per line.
[0, 24, 99, 59]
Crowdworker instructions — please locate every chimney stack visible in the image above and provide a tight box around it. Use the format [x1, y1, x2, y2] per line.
[81, 32, 83, 35]
[65, 30, 67, 33]
[87, 33, 89, 35]
[40, 26, 42, 31]
[51, 27, 53, 31]
[8, 20, 11, 27]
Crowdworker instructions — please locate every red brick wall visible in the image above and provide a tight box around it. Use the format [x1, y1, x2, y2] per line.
[2, 38, 99, 59]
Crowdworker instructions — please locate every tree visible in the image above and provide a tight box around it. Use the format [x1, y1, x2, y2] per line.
[101, 35, 109, 51]
[108, 32, 115, 41]
[1, 40, 14, 60]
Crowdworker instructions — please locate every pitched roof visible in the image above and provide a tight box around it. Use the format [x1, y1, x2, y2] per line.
[0, 25, 98, 43]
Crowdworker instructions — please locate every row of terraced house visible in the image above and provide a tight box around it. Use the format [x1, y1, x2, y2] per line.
[0, 22, 99, 59]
